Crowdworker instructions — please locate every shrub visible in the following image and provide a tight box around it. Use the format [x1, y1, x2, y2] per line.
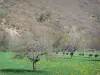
[89, 54, 93, 57]
[63, 52, 65, 55]
[82, 54, 84, 56]
[66, 53, 69, 55]
[95, 54, 99, 57]
[79, 54, 84, 56]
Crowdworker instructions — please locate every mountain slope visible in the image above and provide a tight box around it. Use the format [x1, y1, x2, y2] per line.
[0, 0, 100, 51]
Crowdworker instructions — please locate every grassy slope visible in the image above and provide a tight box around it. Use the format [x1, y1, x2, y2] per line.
[0, 52, 100, 75]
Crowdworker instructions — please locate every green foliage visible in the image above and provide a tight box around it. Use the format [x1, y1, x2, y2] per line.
[53, 33, 70, 49]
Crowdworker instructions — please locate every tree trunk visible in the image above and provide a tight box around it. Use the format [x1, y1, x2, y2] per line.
[33, 62, 36, 72]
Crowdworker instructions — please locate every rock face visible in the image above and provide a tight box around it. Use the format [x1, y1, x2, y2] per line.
[0, 0, 100, 51]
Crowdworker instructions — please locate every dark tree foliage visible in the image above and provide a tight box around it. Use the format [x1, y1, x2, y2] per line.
[66, 53, 69, 55]
[95, 54, 99, 57]
[89, 54, 93, 57]
[79, 54, 84, 56]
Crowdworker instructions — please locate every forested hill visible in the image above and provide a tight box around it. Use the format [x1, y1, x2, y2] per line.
[0, 0, 100, 51]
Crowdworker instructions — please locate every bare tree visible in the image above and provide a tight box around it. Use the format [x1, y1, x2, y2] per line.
[10, 27, 55, 72]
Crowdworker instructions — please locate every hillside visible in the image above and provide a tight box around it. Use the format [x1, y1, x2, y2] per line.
[0, 0, 100, 51]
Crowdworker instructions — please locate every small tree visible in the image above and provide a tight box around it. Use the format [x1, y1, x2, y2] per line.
[10, 29, 55, 72]
[52, 33, 71, 54]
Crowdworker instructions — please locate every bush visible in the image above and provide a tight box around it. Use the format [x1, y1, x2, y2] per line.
[95, 54, 99, 57]
[79, 54, 84, 56]
[63, 52, 65, 55]
[82, 54, 84, 56]
[89, 54, 93, 57]
[66, 53, 69, 55]
[56, 51, 58, 54]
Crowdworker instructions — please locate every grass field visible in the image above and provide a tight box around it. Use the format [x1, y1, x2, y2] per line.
[0, 52, 100, 75]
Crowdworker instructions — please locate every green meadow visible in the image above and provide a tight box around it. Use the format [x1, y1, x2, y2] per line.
[0, 52, 100, 75]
